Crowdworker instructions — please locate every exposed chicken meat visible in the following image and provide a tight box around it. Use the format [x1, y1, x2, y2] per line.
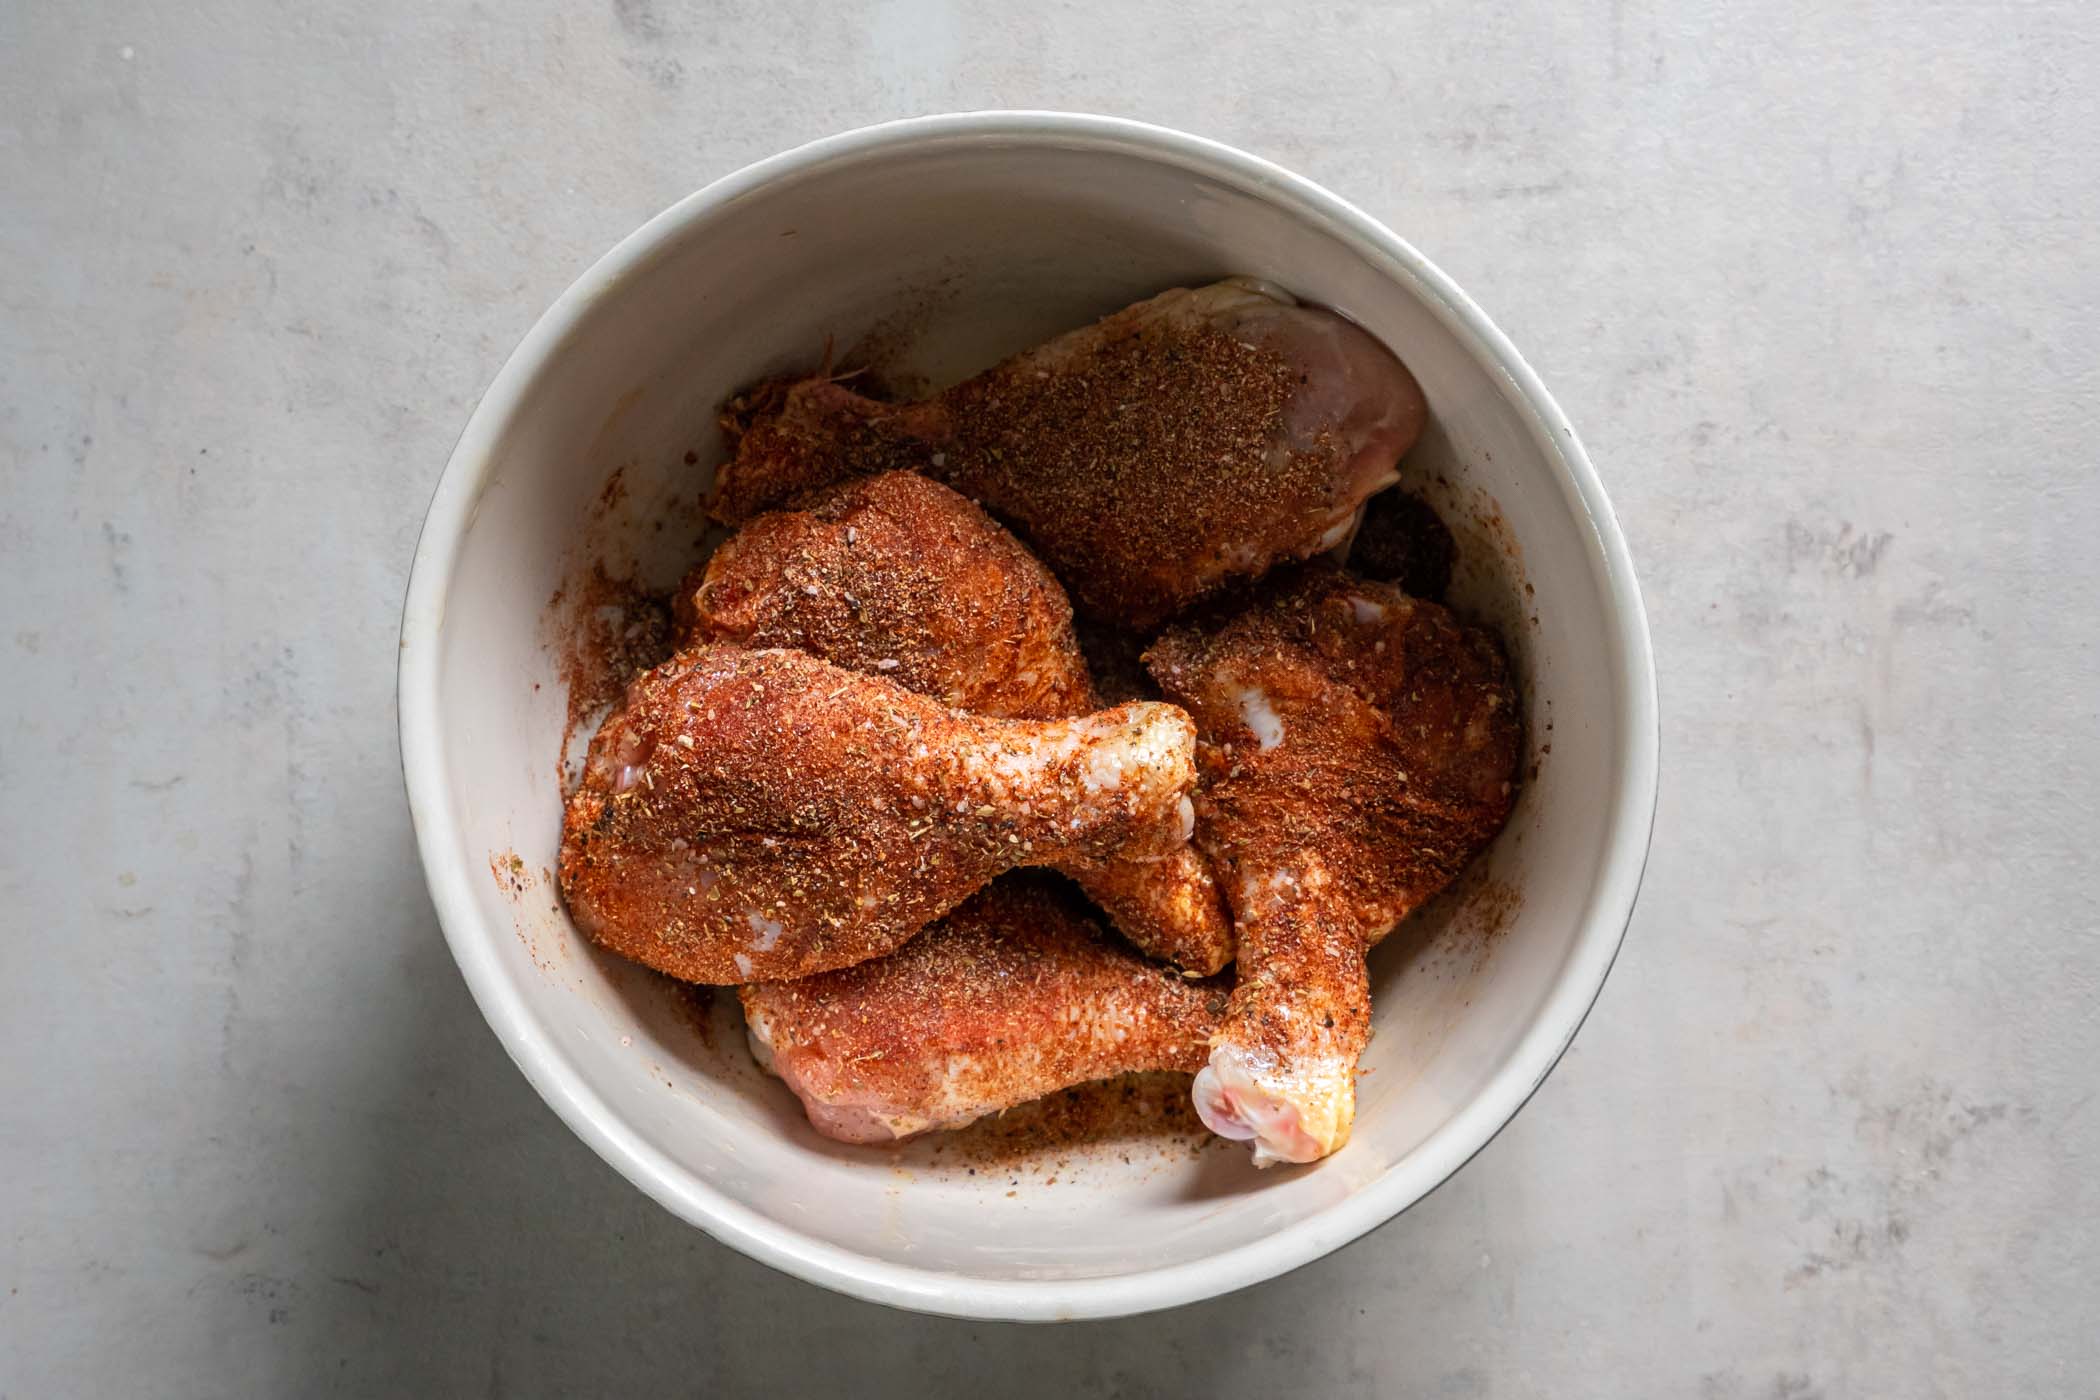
[741, 876, 1227, 1143]
[1147, 569, 1520, 1165]
[559, 646, 1197, 983]
[711, 278, 1426, 627]
[687, 472, 1232, 974]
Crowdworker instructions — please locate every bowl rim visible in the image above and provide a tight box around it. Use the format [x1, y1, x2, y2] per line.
[398, 109, 1660, 1322]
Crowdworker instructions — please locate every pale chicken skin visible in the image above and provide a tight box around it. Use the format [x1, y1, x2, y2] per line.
[741, 877, 1228, 1143]
[687, 472, 1233, 974]
[559, 646, 1198, 983]
[1147, 569, 1520, 1165]
[710, 279, 1427, 627]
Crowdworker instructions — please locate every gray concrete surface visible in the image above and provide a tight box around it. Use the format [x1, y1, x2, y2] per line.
[4, 1, 2097, 1394]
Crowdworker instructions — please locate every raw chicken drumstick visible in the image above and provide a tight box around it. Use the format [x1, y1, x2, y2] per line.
[711, 278, 1427, 627]
[1147, 569, 1520, 1165]
[741, 876, 1228, 1143]
[558, 645, 1197, 983]
[687, 471, 1233, 973]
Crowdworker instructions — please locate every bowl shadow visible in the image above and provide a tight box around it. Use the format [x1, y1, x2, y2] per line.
[275, 847, 1510, 1393]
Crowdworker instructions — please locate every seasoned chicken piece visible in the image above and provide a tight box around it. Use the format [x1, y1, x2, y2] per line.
[688, 470, 1093, 720]
[741, 877, 1227, 1143]
[559, 645, 1197, 983]
[1147, 570, 1520, 1165]
[688, 472, 1233, 974]
[712, 278, 1426, 627]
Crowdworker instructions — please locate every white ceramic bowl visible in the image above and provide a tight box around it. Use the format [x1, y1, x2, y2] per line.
[399, 112, 1657, 1320]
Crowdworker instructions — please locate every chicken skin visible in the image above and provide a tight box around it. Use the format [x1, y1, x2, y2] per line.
[1147, 570, 1520, 1165]
[559, 646, 1197, 983]
[741, 877, 1227, 1143]
[687, 472, 1233, 974]
[711, 279, 1427, 627]
[688, 470, 1093, 720]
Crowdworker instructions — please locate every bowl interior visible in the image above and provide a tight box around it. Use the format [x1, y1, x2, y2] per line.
[413, 126, 1638, 1306]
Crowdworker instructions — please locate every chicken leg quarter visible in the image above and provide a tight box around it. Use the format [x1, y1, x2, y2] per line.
[711, 279, 1427, 627]
[559, 645, 1198, 983]
[688, 471, 1232, 973]
[1147, 570, 1520, 1165]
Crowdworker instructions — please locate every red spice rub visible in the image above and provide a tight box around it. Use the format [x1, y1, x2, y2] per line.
[687, 471, 1095, 719]
[686, 472, 1233, 974]
[711, 280, 1425, 628]
[1146, 568, 1520, 1163]
[557, 645, 1198, 983]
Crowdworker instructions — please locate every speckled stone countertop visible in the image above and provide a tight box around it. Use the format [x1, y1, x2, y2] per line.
[4, 2, 2095, 1394]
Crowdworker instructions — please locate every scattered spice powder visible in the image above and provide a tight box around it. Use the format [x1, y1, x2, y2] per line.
[925, 1072, 1222, 1175]
[549, 562, 673, 777]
